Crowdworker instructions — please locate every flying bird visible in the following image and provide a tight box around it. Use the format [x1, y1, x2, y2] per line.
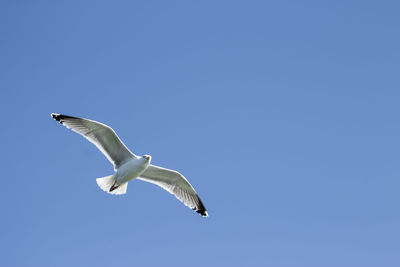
[51, 113, 208, 217]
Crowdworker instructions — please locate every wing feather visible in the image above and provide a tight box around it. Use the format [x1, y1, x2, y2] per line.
[51, 113, 135, 170]
[138, 164, 208, 217]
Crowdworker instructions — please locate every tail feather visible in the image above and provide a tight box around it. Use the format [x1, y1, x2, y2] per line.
[96, 175, 128, 195]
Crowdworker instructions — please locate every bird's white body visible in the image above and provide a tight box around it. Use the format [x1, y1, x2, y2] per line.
[116, 157, 150, 184]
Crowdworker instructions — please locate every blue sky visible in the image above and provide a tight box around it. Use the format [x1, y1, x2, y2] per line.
[1, 1, 400, 266]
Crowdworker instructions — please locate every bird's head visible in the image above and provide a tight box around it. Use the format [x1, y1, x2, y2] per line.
[142, 154, 152, 163]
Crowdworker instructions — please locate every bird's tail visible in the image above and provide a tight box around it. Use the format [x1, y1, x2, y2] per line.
[96, 174, 128, 195]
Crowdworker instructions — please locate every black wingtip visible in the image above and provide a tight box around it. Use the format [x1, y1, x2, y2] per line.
[197, 209, 208, 217]
[194, 198, 208, 217]
[51, 113, 80, 124]
[51, 113, 61, 121]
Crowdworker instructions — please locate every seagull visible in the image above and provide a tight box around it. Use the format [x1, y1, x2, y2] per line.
[51, 113, 208, 217]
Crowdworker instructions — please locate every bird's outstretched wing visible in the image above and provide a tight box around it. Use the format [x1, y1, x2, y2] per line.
[51, 113, 135, 170]
[138, 164, 208, 217]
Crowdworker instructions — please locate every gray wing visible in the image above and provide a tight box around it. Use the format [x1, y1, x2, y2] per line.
[138, 164, 208, 217]
[51, 113, 135, 170]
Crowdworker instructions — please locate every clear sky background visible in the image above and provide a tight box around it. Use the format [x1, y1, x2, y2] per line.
[1, 1, 399, 266]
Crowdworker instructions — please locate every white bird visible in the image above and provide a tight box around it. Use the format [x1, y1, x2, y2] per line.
[51, 113, 208, 217]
